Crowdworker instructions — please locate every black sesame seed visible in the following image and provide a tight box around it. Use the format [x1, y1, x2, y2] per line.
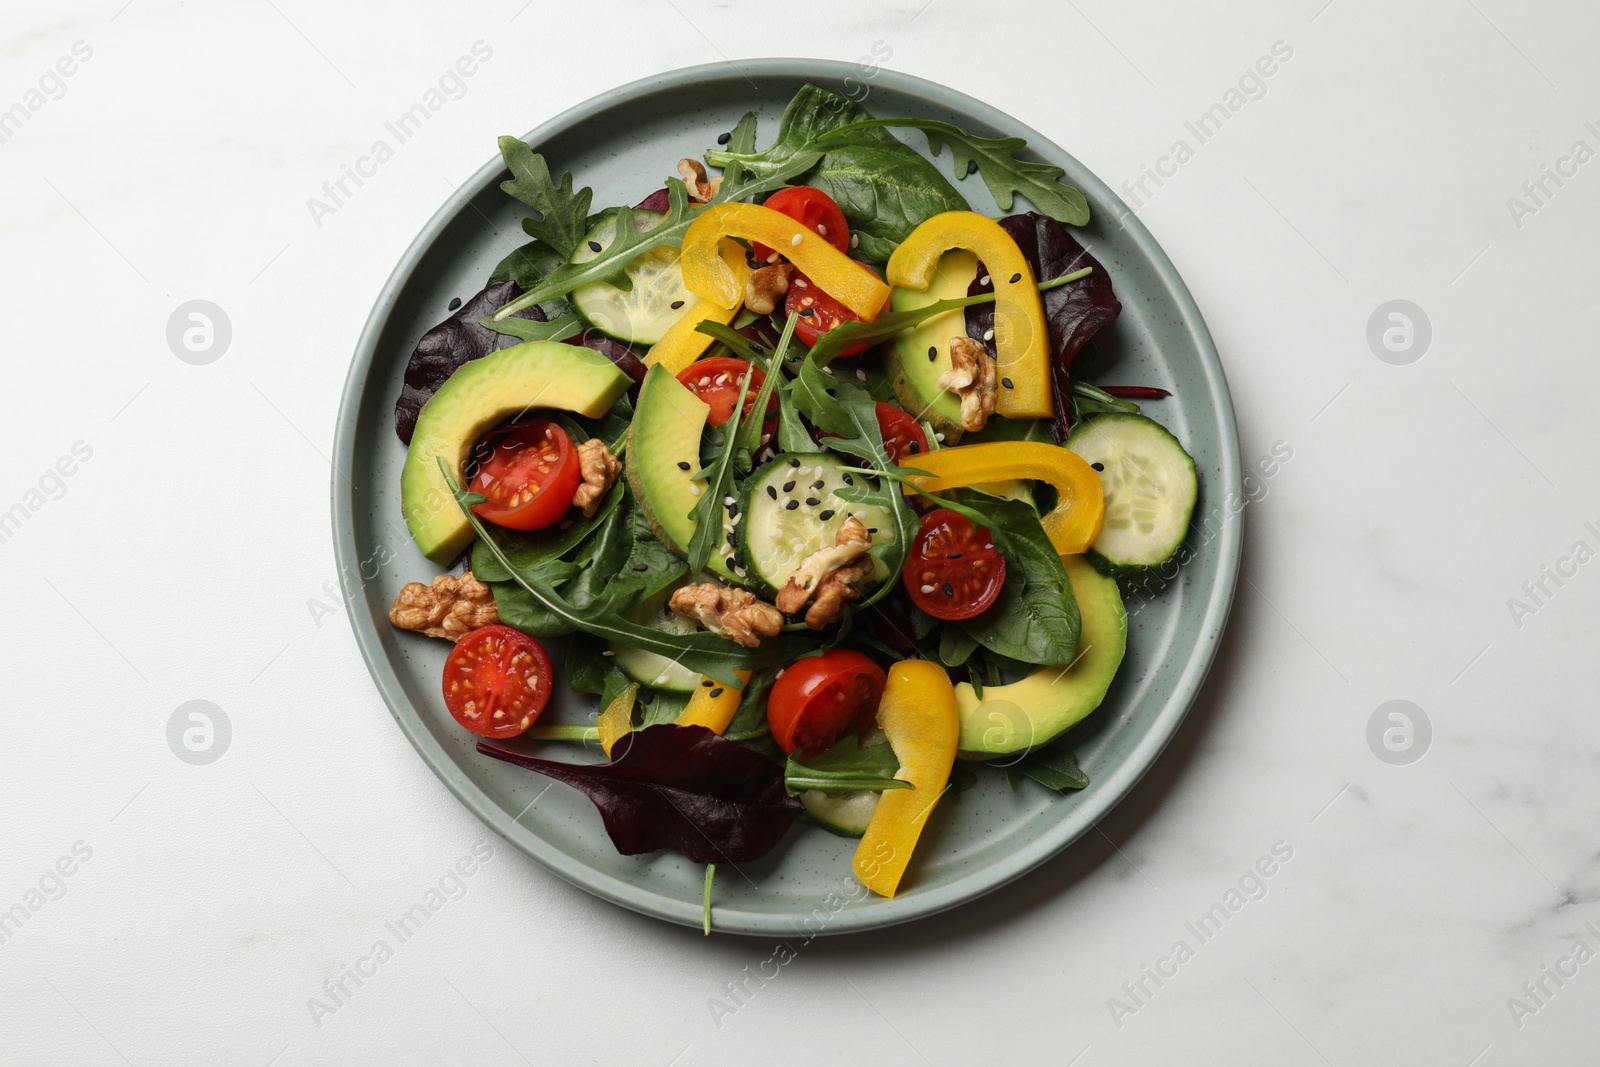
[727, 532, 738, 545]
[1009, 272, 1022, 283]
[927, 345, 937, 361]
[1001, 377, 1015, 389]
[798, 307, 815, 317]
[966, 159, 979, 175]
[447, 296, 462, 311]
[908, 442, 920, 454]
[677, 460, 691, 470]
[867, 527, 878, 533]
[717, 131, 732, 144]
[1091, 462, 1104, 472]
[670, 300, 684, 309]
[782, 480, 796, 492]
[789, 458, 800, 467]
[589, 240, 602, 253]
[942, 583, 955, 597]
[947, 551, 963, 559]
[702, 678, 715, 687]
[805, 497, 820, 506]
[750, 343, 765, 353]
[842, 473, 853, 485]
[767, 485, 778, 499]
[811, 479, 825, 489]
[632, 563, 649, 572]
[786, 500, 799, 510]
[709, 687, 725, 698]
[819, 509, 835, 520]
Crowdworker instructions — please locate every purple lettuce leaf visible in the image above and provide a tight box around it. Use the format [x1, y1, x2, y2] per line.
[964, 212, 1122, 441]
[478, 724, 802, 863]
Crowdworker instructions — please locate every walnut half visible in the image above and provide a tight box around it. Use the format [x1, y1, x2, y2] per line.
[573, 438, 620, 518]
[669, 584, 785, 648]
[745, 262, 795, 315]
[677, 158, 723, 204]
[775, 517, 875, 630]
[389, 572, 498, 641]
[937, 335, 998, 432]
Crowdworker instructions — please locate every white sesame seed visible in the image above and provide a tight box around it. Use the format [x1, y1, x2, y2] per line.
[817, 224, 827, 236]
[983, 328, 994, 341]
[732, 514, 743, 525]
[795, 277, 809, 289]
[691, 484, 701, 495]
[980, 275, 990, 285]
[724, 496, 736, 506]
[920, 584, 936, 594]
[850, 234, 859, 248]
[855, 369, 867, 381]
[602, 650, 616, 656]
[790, 233, 802, 246]
[935, 432, 946, 442]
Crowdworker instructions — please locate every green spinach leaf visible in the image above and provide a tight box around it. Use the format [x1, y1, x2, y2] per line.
[957, 495, 1080, 666]
[470, 481, 625, 582]
[784, 735, 909, 795]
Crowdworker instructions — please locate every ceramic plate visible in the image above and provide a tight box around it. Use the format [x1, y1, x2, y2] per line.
[332, 59, 1241, 935]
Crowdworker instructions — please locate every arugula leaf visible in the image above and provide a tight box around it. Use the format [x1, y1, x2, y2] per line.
[478, 309, 585, 344]
[774, 373, 819, 454]
[497, 136, 593, 257]
[820, 118, 1090, 227]
[471, 481, 625, 582]
[1006, 747, 1090, 792]
[487, 238, 568, 291]
[495, 150, 822, 321]
[722, 666, 779, 742]
[738, 311, 798, 458]
[955, 494, 1081, 666]
[478, 724, 802, 863]
[684, 364, 755, 575]
[442, 460, 797, 685]
[784, 735, 910, 795]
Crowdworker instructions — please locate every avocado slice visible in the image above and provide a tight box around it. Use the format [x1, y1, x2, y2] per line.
[884, 249, 978, 441]
[956, 555, 1126, 757]
[400, 341, 631, 564]
[625, 365, 739, 581]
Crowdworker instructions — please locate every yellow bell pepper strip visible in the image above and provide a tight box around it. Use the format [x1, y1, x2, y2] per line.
[645, 242, 752, 375]
[680, 202, 891, 318]
[597, 683, 639, 757]
[886, 211, 1052, 419]
[675, 670, 751, 734]
[852, 660, 959, 898]
[905, 440, 1105, 556]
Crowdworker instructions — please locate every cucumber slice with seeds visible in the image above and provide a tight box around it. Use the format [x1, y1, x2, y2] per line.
[800, 790, 880, 837]
[1068, 413, 1197, 584]
[570, 210, 694, 345]
[737, 453, 897, 596]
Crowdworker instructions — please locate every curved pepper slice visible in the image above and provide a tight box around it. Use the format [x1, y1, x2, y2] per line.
[645, 242, 752, 375]
[597, 683, 638, 757]
[680, 202, 891, 317]
[905, 440, 1105, 556]
[852, 659, 959, 898]
[886, 211, 1052, 420]
[674, 670, 751, 734]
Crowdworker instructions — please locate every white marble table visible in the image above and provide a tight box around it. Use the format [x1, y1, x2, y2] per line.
[3, 1, 1596, 1063]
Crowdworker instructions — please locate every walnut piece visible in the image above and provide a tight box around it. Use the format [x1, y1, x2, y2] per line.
[389, 572, 498, 641]
[937, 335, 998, 432]
[744, 262, 795, 315]
[775, 517, 875, 630]
[572, 438, 620, 518]
[676, 158, 723, 204]
[669, 584, 785, 648]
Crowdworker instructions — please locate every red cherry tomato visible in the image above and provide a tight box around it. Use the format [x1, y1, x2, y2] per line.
[441, 624, 553, 738]
[785, 263, 887, 357]
[767, 649, 887, 759]
[903, 509, 1007, 621]
[677, 357, 778, 451]
[873, 402, 930, 465]
[751, 186, 850, 261]
[468, 420, 581, 531]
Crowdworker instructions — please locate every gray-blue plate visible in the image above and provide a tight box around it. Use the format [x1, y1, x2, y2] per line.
[333, 59, 1241, 936]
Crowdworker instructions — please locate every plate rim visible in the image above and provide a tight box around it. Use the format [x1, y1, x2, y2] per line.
[332, 57, 1242, 936]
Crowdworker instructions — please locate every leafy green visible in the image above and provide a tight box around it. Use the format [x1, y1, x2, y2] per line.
[443, 461, 798, 685]
[722, 666, 779, 742]
[1072, 379, 1141, 421]
[497, 136, 593, 257]
[703, 863, 715, 936]
[471, 482, 625, 582]
[478, 309, 585, 344]
[684, 365, 754, 576]
[563, 635, 615, 696]
[819, 118, 1090, 227]
[495, 150, 822, 321]
[1006, 747, 1090, 792]
[784, 735, 909, 795]
[489, 560, 579, 637]
[938, 624, 979, 667]
[704, 83, 969, 261]
[738, 311, 798, 459]
[563, 500, 636, 609]
[487, 238, 568, 291]
[956, 494, 1081, 666]
[591, 505, 688, 616]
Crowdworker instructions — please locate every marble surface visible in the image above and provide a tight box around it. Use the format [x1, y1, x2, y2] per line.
[2, 1, 1597, 1063]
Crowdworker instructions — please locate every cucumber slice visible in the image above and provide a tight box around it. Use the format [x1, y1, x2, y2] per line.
[1067, 413, 1197, 582]
[800, 790, 880, 837]
[608, 586, 700, 693]
[737, 453, 897, 595]
[570, 210, 694, 345]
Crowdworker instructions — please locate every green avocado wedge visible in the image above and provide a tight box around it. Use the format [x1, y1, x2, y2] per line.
[400, 341, 631, 564]
[955, 555, 1127, 758]
[884, 248, 977, 441]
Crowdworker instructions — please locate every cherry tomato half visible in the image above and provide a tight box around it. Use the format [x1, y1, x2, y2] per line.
[469, 420, 582, 531]
[677, 357, 775, 427]
[768, 649, 887, 759]
[785, 263, 887, 357]
[873, 402, 930, 465]
[903, 508, 1007, 621]
[442, 624, 553, 738]
[751, 186, 850, 261]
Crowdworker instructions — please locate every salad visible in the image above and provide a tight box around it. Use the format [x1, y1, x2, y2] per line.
[385, 83, 1199, 927]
